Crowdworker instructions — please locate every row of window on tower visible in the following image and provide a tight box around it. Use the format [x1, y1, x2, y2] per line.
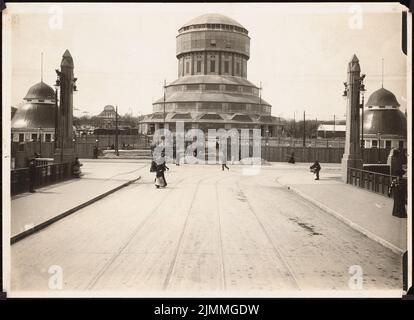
[178, 54, 247, 77]
[167, 84, 260, 96]
[153, 102, 271, 114]
[176, 34, 249, 55]
[178, 23, 248, 34]
[12, 132, 54, 143]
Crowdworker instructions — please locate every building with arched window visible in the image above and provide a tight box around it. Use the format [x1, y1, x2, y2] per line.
[139, 13, 283, 137]
[11, 81, 56, 143]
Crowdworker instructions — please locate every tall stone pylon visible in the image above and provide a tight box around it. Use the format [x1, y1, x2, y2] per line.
[341, 54, 363, 181]
[54, 50, 76, 164]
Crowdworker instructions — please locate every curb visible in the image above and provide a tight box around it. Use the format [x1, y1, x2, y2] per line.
[11, 176, 141, 245]
[276, 178, 405, 255]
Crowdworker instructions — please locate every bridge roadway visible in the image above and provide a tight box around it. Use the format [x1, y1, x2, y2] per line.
[10, 163, 402, 296]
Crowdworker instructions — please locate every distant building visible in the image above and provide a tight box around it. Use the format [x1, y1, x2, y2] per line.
[317, 124, 346, 138]
[11, 81, 56, 143]
[96, 105, 120, 129]
[139, 13, 283, 137]
[362, 87, 407, 149]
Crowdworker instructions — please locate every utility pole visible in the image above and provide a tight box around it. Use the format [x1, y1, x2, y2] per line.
[293, 111, 296, 138]
[303, 111, 306, 147]
[360, 75, 366, 159]
[163, 79, 166, 132]
[115, 105, 119, 156]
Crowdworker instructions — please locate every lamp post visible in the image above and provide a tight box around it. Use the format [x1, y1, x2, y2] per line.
[54, 70, 65, 163]
[163, 79, 166, 134]
[359, 74, 366, 160]
[38, 126, 43, 156]
[115, 105, 119, 156]
[54, 79, 60, 150]
[377, 131, 381, 163]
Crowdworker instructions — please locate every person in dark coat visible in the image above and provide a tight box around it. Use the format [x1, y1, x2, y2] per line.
[154, 154, 169, 188]
[28, 158, 37, 193]
[219, 149, 229, 171]
[72, 157, 83, 178]
[288, 152, 295, 164]
[310, 160, 321, 180]
[388, 169, 407, 218]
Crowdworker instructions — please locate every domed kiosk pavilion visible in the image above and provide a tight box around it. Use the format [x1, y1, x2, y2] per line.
[11, 81, 56, 143]
[362, 87, 407, 150]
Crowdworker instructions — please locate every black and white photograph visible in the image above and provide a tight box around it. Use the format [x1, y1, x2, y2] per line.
[1, 2, 412, 299]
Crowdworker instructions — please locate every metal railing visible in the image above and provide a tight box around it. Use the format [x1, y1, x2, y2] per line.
[347, 167, 397, 197]
[11, 162, 73, 195]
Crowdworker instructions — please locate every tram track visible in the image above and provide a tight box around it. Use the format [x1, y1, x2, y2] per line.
[86, 174, 191, 290]
[235, 180, 302, 290]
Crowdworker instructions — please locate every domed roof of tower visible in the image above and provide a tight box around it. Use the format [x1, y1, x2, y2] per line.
[11, 102, 55, 129]
[366, 87, 400, 107]
[24, 81, 55, 101]
[181, 13, 244, 29]
[104, 105, 115, 111]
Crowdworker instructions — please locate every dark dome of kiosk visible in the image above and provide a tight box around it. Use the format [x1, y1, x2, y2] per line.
[363, 109, 407, 137]
[11, 103, 55, 129]
[24, 81, 55, 101]
[366, 87, 400, 107]
[181, 13, 245, 29]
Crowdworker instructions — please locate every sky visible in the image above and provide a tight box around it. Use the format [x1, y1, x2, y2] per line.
[5, 2, 409, 121]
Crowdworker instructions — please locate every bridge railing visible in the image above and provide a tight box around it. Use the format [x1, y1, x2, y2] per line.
[347, 167, 397, 197]
[11, 162, 73, 196]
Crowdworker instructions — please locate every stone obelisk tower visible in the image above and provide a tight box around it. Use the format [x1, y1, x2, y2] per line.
[341, 54, 363, 181]
[54, 50, 76, 163]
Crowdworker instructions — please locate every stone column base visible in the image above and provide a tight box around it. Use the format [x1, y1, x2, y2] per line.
[54, 148, 75, 164]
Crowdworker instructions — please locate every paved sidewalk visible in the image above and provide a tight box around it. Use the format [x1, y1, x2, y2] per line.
[276, 167, 407, 253]
[11, 160, 148, 239]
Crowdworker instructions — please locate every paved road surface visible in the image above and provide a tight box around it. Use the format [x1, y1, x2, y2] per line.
[11, 164, 402, 296]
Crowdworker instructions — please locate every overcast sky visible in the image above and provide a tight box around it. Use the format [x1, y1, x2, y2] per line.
[5, 2, 408, 120]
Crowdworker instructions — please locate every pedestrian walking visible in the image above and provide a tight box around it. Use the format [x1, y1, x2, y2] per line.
[72, 157, 83, 178]
[93, 146, 98, 159]
[219, 149, 229, 171]
[28, 157, 37, 193]
[388, 169, 407, 218]
[310, 160, 321, 180]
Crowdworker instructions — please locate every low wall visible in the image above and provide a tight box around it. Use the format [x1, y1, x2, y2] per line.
[11, 140, 395, 168]
[261, 146, 344, 163]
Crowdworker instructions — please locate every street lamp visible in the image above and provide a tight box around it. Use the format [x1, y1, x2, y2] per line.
[54, 79, 60, 150]
[377, 131, 381, 163]
[38, 126, 43, 156]
[359, 74, 366, 158]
